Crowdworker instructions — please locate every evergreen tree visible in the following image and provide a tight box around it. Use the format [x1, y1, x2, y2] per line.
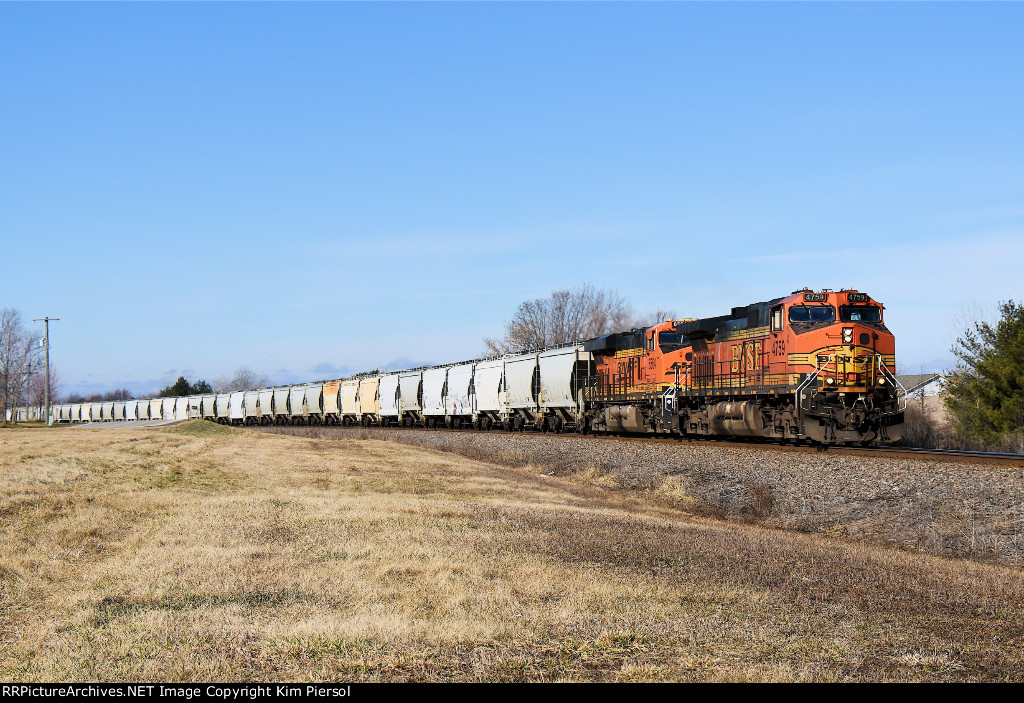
[944, 301, 1024, 451]
[157, 376, 212, 397]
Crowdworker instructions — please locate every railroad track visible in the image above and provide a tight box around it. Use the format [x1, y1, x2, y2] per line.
[258, 423, 1024, 468]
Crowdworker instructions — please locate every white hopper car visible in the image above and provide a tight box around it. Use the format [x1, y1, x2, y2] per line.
[52, 343, 594, 432]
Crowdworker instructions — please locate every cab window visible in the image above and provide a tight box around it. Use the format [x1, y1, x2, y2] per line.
[771, 306, 783, 331]
[788, 305, 835, 323]
[658, 331, 681, 345]
[839, 305, 881, 322]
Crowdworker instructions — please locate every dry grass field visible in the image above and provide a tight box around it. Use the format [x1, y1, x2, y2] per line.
[1, 421, 1022, 682]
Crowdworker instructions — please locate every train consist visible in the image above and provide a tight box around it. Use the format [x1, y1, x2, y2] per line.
[44, 288, 906, 444]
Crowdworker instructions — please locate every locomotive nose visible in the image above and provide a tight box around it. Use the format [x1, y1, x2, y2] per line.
[817, 324, 881, 390]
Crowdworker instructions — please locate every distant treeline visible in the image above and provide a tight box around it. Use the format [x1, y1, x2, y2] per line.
[65, 388, 135, 403]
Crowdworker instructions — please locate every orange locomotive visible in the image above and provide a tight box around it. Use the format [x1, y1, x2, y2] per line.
[582, 289, 905, 443]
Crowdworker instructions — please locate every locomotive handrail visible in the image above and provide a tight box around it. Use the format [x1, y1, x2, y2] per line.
[876, 354, 908, 411]
[795, 354, 832, 411]
[660, 383, 679, 430]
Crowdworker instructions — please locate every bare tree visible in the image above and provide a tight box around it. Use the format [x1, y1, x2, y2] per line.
[632, 308, 677, 329]
[0, 308, 39, 422]
[484, 285, 634, 354]
[29, 366, 61, 410]
[214, 366, 271, 392]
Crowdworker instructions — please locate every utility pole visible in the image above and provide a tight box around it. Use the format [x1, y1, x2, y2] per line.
[33, 317, 58, 425]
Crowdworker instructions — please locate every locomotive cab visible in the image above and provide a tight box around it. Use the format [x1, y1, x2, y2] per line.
[777, 289, 903, 443]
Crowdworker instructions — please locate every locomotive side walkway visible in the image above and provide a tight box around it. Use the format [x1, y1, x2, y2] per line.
[1, 421, 1022, 681]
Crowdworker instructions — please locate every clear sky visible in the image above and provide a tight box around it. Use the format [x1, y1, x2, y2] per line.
[2, 2, 1022, 396]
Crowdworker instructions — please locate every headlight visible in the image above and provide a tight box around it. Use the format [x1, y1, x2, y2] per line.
[825, 377, 835, 385]
[843, 327, 853, 343]
[878, 378, 886, 385]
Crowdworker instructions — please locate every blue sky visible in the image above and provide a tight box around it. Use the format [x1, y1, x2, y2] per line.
[2, 3, 1022, 395]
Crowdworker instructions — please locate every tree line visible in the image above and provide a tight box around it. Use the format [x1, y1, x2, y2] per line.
[0, 308, 59, 421]
[66, 367, 269, 404]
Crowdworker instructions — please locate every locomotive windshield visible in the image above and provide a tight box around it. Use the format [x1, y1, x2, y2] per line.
[839, 305, 881, 322]
[658, 331, 682, 345]
[788, 305, 835, 323]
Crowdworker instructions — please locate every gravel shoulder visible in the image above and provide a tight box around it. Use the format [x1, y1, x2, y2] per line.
[261, 426, 1024, 567]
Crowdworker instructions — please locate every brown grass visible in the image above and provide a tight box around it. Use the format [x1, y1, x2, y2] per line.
[1, 421, 1022, 681]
